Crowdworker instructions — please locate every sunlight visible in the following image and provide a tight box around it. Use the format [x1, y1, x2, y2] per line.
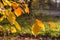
[52, 0, 60, 3]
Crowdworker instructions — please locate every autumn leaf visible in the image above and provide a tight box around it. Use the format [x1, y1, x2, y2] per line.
[0, 15, 5, 22]
[2, 0, 11, 6]
[0, 2, 4, 8]
[11, 2, 19, 9]
[32, 19, 45, 37]
[11, 27, 17, 33]
[5, 0, 11, 6]
[32, 24, 40, 37]
[36, 19, 44, 29]
[13, 21, 21, 31]
[14, 7, 23, 17]
[24, 4, 30, 14]
[48, 21, 56, 29]
[5, 9, 21, 31]
[0, 11, 6, 22]
[2, 0, 8, 6]
[5, 9, 16, 24]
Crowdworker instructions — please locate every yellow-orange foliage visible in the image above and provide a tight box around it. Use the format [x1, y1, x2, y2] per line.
[32, 24, 40, 37]
[32, 19, 44, 37]
[14, 7, 23, 17]
[36, 19, 44, 28]
[24, 3, 30, 14]
[48, 22, 56, 29]
[11, 2, 19, 9]
[11, 27, 17, 33]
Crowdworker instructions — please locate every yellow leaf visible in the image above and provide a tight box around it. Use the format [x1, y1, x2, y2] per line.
[24, 4, 30, 14]
[32, 24, 40, 37]
[5, 10, 16, 24]
[2, 0, 8, 6]
[11, 2, 19, 9]
[5, 9, 21, 31]
[0, 15, 5, 22]
[0, 12, 6, 22]
[11, 27, 17, 33]
[36, 19, 44, 28]
[2, 0, 11, 6]
[13, 21, 21, 31]
[48, 21, 56, 29]
[14, 7, 23, 17]
[5, 0, 11, 6]
[0, 2, 4, 8]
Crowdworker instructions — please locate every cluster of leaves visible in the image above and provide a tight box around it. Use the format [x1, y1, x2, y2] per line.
[0, 0, 30, 32]
[32, 19, 60, 37]
[0, 0, 60, 38]
[0, 18, 60, 38]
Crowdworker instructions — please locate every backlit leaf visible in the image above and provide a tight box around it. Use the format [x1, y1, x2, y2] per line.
[11, 2, 19, 9]
[0, 2, 4, 8]
[5, 0, 11, 6]
[13, 21, 21, 31]
[14, 7, 23, 17]
[32, 24, 40, 37]
[24, 4, 30, 14]
[48, 21, 56, 29]
[0, 15, 5, 22]
[2, 0, 8, 6]
[11, 27, 17, 33]
[2, 0, 11, 6]
[5, 9, 16, 24]
[5, 9, 21, 31]
[36, 19, 44, 29]
[0, 11, 6, 22]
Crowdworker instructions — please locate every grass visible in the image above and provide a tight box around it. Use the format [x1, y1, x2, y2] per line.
[0, 13, 60, 38]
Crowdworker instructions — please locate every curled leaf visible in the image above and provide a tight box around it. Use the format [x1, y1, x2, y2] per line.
[48, 21, 56, 29]
[32, 24, 40, 37]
